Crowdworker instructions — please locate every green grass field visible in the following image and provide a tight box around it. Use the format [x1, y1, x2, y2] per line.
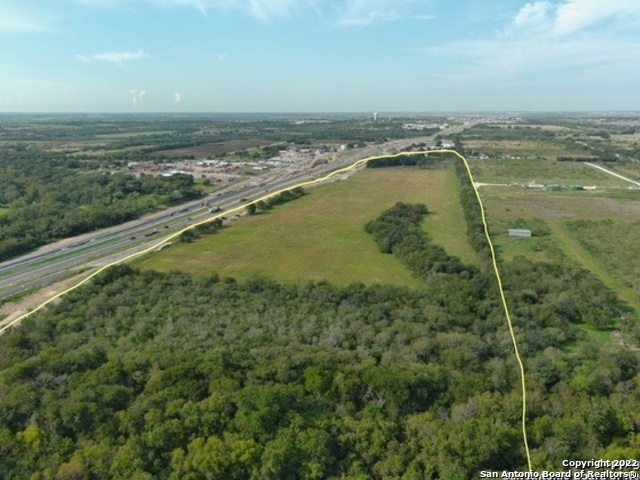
[94, 131, 175, 139]
[156, 140, 272, 157]
[136, 167, 476, 286]
[0, 206, 9, 217]
[563, 220, 640, 312]
[479, 186, 640, 314]
[464, 139, 581, 158]
[469, 158, 631, 187]
[611, 132, 640, 145]
[481, 187, 640, 258]
[604, 164, 640, 184]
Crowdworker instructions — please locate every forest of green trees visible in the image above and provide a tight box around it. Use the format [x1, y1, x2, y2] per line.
[0, 150, 202, 261]
[367, 153, 438, 169]
[0, 201, 638, 478]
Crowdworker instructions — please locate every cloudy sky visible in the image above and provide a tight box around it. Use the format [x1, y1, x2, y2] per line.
[1, 0, 639, 112]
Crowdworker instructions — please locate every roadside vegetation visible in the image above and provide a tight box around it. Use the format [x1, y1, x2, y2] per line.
[0, 151, 202, 261]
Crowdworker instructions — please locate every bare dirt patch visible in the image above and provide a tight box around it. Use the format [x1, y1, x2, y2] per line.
[0, 271, 94, 331]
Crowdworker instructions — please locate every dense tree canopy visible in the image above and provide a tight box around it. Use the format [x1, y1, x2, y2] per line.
[0, 151, 202, 260]
[0, 214, 636, 478]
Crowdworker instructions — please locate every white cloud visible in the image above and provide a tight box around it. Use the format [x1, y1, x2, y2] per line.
[174, 92, 181, 104]
[248, 0, 300, 21]
[412, 14, 435, 21]
[552, 0, 640, 36]
[336, 0, 431, 27]
[76, 49, 150, 65]
[508, 0, 640, 37]
[0, 2, 49, 32]
[513, 1, 551, 29]
[215, 52, 228, 61]
[75, 0, 431, 24]
[74, 0, 207, 15]
[338, 10, 400, 27]
[425, 36, 640, 79]
[74, 0, 306, 19]
[129, 89, 146, 108]
[419, 0, 640, 80]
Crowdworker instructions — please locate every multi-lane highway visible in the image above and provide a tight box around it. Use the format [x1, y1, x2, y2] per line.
[0, 124, 474, 309]
[0, 144, 372, 301]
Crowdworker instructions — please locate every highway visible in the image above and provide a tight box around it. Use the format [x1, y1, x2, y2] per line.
[0, 124, 473, 306]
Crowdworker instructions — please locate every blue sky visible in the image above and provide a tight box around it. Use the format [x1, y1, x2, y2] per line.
[1, 0, 640, 112]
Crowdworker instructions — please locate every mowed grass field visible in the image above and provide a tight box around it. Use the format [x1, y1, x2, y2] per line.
[136, 167, 476, 287]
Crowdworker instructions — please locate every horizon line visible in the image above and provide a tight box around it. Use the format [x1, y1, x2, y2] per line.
[1, 110, 639, 115]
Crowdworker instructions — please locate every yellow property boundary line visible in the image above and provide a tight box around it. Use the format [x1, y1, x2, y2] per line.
[1, 149, 532, 470]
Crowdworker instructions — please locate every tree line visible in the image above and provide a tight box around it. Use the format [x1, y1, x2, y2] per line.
[366, 153, 438, 169]
[556, 156, 600, 162]
[453, 160, 493, 262]
[247, 187, 306, 215]
[365, 202, 475, 278]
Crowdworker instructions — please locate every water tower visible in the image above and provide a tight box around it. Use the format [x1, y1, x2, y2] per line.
[373, 112, 378, 121]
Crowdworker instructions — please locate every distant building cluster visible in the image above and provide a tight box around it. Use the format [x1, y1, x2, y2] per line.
[161, 169, 188, 177]
[448, 116, 523, 124]
[125, 143, 341, 183]
[403, 123, 448, 131]
[522, 181, 597, 191]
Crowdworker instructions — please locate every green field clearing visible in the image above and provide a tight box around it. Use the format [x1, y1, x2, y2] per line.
[470, 158, 631, 187]
[94, 131, 175, 139]
[480, 187, 640, 314]
[611, 132, 640, 145]
[82, 145, 154, 156]
[157, 140, 272, 157]
[546, 220, 640, 316]
[0, 206, 9, 217]
[564, 220, 640, 306]
[482, 187, 640, 224]
[602, 164, 640, 183]
[136, 167, 476, 286]
[464, 139, 581, 157]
